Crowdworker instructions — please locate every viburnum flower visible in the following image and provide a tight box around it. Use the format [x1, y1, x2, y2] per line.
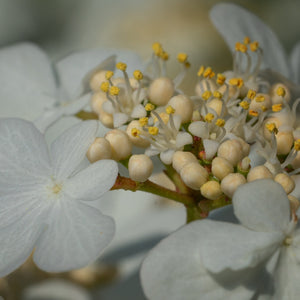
[0, 119, 118, 276]
[141, 179, 300, 299]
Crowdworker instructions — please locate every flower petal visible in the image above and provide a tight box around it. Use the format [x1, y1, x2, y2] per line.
[203, 139, 219, 160]
[50, 120, 98, 180]
[188, 121, 208, 138]
[176, 132, 193, 148]
[0, 43, 56, 120]
[210, 4, 290, 78]
[290, 41, 300, 84]
[160, 149, 175, 165]
[64, 159, 118, 201]
[0, 118, 51, 193]
[33, 199, 115, 272]
[233, 179, 291, 232]
[130, 104, 147, 118]
[113, 112, 129, 128]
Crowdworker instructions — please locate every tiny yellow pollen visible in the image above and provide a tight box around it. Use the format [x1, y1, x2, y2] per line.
[152, 42, 163, 56]
[243, 36, 251, 45]
[105, 71, 114, 80]
[100, 81, 109, 93]
[177, 53, 188, 63]
[133, 70, 143, 81]
[265, 123, 278, 134]
[166, 105, 175, 114]
[139, 117, 148, 126]
[116, 62, 127, 71]
[215, 118, 225, 127]
[255, 95, 265, 102]
[197, 65, 205, 77]
[272, 103, 283, 112]
[131, 128, 141, 137]
[217, 73, 226, 85]
[235, 42, 242, 51]
[239, 100, 250, 110]
[145, 103, 155, 111]
[239, 44, 248, 53]
[249, 110, 259, 117]
[294, 139, 300, 151]
[203, 67, 213, 78]
[250, 41, 259, 52]
[148, 127, 159, 135]
[247, 89, 256, 100]
[202, 90, 212, 101]
[213, 91, 223, 99]
[276, 86, 286, 97]
[204, 113, 215, 123]
[109, 86, 120, 96]
[229, 77, 244, 88]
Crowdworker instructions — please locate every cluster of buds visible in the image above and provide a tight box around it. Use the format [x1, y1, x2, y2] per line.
[84, 39, 300, 217]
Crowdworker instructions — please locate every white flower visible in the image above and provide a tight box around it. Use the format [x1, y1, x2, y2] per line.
[0, 43, 142, 132]
[141, 179, 300, 299]
[0, 119, 118, 276]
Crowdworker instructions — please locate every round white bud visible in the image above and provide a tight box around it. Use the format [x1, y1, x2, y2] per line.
[90, 70, 107, 92]
[86, 137, 112, 163]
[129, 155, 153, 182]
[148, 77, 174, 106]
[217, 139, 243, 166]
[274, 173, 295, 194]
[168, 95, 193, 123]
[99, 112, 114, 128]
[236, 138, 250, 157]
[249, 93, 271, 111]
[263, 117, 282, 140]
[221, 173, 246, 198]
[212, 156, 234, 180]
[200, 180, 223, 200]
[180, 162, 208, 190]
[276, 131, 294, 155]
[270, 83, 291, 104]
[172, 151, 198, 173]
[207, 99, 225, 116]
[126, 120, 150, 148]
[105, 129, 132, 161]
[247, 165, 273, 182]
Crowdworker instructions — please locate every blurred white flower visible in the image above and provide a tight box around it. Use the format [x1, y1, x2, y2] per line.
[0, 119, 118, 276]
[141, 179, 300, 299]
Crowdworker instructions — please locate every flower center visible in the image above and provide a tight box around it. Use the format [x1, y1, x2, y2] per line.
[52, 183, 63, 194]
[283, 236, 293, 246]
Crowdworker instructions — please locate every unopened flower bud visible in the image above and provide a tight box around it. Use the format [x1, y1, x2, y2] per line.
[200, 180, 223, 200]
[172, 151, 198, 173]
[236, 138, 250, 157]
[86, 137, 112, 163]
[288, 195, 300, 214]
[89, 70, 107, 92]
[249, 93, 271, 111]
[263, 117, 282, 140]
[217, 139, 243, 166]
[129, 155, 153, 182]
[207, 99, 225, 116]
[126, 120, 150, 148]
[211, 156, 234, 180]
[276, 131, 294, 155]
[99, 112, 114, 128]
[148, 77, 174, 105]
[239, 157, 251, 171]
[180, 162, 208, 190]
[270, 83, 291, 104]
[168, 95, 193, 123]
[247, 165, 273, 182]
[274, 173, 295, 194]
[221, 173, 246, 198]
[105, 129, 132, 161]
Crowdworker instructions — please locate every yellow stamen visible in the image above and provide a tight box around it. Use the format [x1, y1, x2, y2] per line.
[166, 105, 175, 114]
[272, 103, 283, 112]
[145, 103, 155, 111]
[243, 36, 251, 45]
[160, 51, 169, 61]
[294, 139, 300, 151]
[204, 113, 214, 123]
[265, 123, 278, 134]
[250, 41, 259, 52]
[197, 65, 205, 77]
[229, 77, 244, 88]
[105, 71, 114, 80]
[215, 118, 225, 127]
[255, 95, 265, 102]
[133, 70, 143, 81]
[139, 117, 148, 126]
[276, 87, 286, 97]
[213, 91, 223, 99]
[100, 81, 109, 93]
[116, 62, 127, 71]
[217, 73, 226, 85]
[148, 127, 159, 135]
[152, 42, 163, 56]
[131, 128, 141, 137]
[249, 110, 259, 117]
[203, 67, 213, 78]
[247, 89, 256, 100]
[109, 86, 120, 96]
[239, 100, 249, 110]
[202, 91, 212, 101]
[177, 53, 188, 63]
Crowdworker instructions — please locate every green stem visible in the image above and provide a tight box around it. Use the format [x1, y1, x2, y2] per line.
[163, 164, 190, 194]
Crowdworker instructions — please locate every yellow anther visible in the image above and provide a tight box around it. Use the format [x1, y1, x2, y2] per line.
[177, 53, 188, 63]
[197, 65, 205, 77]
[276, 86, 286, 97]
[272, 103, 283, 112]
[235, 42, 242, 51]
[131, 128, 141, 137]
[152, 42, 163, 56]
[215, 118, 225, 127]
[265, 123, 278, 134]
[145, 103, 155, 111]
[213, 91, 223, 99]
[100, 81, 109, 93]
[255, 95, 265, 102]
[139, 117, 148, 126]
[160, 51, 169, 61]
[148, 127, 159, 135]
[235, 42, 247, 53]
[166, 105, 175, 114]
[294, 139, 300, 151]
[247, 89, 256, 100]
[243, 36, 251, 45]
[217, 73, 226, 85]
[249, 110, 259, 117]
[239, 100, 250, 110]
[203, 67, 213, 78]
[208, 71, 215, 78]
[229, 77, 244, 88]
[250, 41, 259, 52]
[204, 113, 215, 123]
[133, 70, 143, 81]
[261, 105, 268, 112]
[116, 62, 127, 71]
[202, 90, 212, 101]
[105, 71, 114, 80]
[158, 112, 170, 124]
[109, 86, 120, 96]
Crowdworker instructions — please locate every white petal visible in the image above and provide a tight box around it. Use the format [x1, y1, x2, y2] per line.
[210, 4, 290, 78]
[200, 220, 283, 273]
[33, 199, 115, 272]
[102, 100, 114, 114]
[176, 132, 193, 148]
[34, 107, 64, 134]
[113, 112, 129, 128]
[145, 147, 160, 157]
[160, 149, 175, 165]
[50, 120, 98, 180]
[188, 121, 208, 138]
[290, 41, 300, 84]
[233, 179, 291, 232]
[0, 118, 51, 193]
[130, 104, 147, 118]
[172, 115, 182, 131]
[64, 159, 118, 201]
[203, 139, 219, 160]
[0, 43, 57, 120]
[62, 93, 91, 115]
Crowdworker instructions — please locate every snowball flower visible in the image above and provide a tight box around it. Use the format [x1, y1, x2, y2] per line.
[0, 119, 118, 277]
[141, 179, 300, 299]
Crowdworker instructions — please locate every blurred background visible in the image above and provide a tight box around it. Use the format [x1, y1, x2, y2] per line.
[1, 0, 300, 299]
